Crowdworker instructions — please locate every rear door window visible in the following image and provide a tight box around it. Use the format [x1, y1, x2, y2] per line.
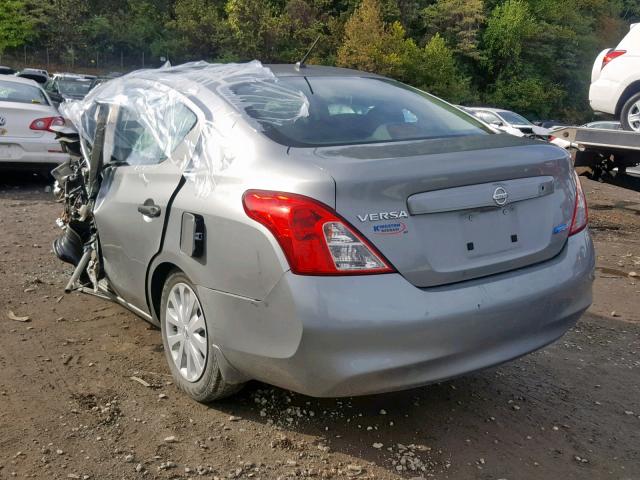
[0, 80, 49, 105]
[110, 100, 197, 166]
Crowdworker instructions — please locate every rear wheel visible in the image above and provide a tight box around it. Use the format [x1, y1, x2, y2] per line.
[621, 92, 640, 132]
[160, 271, 242, 402]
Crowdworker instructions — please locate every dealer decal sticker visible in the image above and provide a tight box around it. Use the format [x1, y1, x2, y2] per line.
[373, 222, 407, 235]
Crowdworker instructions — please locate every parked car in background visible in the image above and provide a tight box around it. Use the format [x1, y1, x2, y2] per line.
[53, 62, 593, 402]
[0, 76, 68, 170]
[458, 106, 523, 137]
[589, 23, 640, 132]
[45, 74, 94, 105]
[16, 68, 49, 84]
[88, 77, 108, 91]
[536, 120, 568, 129]
[582, 120, 622, 130]
[0, 66, 17, 75]
[465, 107, 551, 139]
[17, 68, 49, 83]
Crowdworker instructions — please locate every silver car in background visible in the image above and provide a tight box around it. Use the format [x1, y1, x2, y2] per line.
[0, 75, 68, 168]
[466, 107, 552, 139]
[53, 62, 594, 402]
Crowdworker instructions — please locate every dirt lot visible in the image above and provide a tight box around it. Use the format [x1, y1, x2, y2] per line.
[0, 172, 639, 480]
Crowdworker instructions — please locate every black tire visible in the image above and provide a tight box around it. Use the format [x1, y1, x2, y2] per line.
[620, 91, 640, 132]
[160, 271, 243, 402]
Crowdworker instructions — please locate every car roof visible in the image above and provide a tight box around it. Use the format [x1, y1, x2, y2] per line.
[467, 107, 510, 115]
[118, 62, 387, 108]
[0, 74, 41, 87]
[54, 73, 86, 78]
[17, 72, 48, 81]
[57, 75, 93, 81]
[266, 64, 384, 78]
[20, 68, 47, 74]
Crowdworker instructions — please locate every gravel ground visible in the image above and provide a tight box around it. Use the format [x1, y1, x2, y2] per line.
[0, 172, 638, 480]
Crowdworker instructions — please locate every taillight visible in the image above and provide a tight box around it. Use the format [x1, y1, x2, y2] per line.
[569, 172, 588, 236]
[29, 116, 65, 132]
[602, 50, 626, 69]
[242, 190, 395, 275]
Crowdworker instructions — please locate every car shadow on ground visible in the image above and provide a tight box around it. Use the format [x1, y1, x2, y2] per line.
[599, 170, 640, 192]
[0, 168, 53, 194]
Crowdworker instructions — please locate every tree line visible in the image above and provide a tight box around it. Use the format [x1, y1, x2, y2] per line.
[2, 0, 639, 122]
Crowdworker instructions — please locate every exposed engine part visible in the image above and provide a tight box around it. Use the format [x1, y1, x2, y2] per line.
[65, 248, 92, 293]
[52, 104, 110, 294]
[52, 225, 85, 266]
[88, 249, 100, 291]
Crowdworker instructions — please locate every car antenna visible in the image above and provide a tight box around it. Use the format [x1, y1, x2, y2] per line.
[295, 36, 321, 71]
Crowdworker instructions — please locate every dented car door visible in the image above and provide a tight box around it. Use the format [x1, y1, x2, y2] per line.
[93, 100, 198, 312]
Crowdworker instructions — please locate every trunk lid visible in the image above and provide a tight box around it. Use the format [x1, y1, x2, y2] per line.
[294, 134, 576, 287]
[0, 101, 53, 139]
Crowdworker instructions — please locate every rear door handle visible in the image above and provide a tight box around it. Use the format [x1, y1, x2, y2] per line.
[137, 199, 161, 218]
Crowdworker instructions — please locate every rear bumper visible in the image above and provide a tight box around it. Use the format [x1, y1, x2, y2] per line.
[0, 137, 68, 165]
[198, 229, 595, 397]
[589, 79, 619, 115]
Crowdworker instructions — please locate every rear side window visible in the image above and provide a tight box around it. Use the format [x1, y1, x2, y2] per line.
[231, 76, 490, 147]
[110, 100, 197, 166]
[475, 111, 501, 124]
[0, 80, 49, 105]
[498, 111, 532, 125]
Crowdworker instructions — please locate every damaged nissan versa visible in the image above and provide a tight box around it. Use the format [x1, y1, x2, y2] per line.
[51, 61, 595, 402]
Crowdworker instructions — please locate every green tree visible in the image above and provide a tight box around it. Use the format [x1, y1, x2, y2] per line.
[336, 0, 386, 72]
[164, 0, 225, 60]
[338, 0, 471, 102]
[622, 0, 640, 21]
[487, 75, 563, 118]
[483, 0, 536, 72]
[226, 0, 286, 61]
[422, 0, 485, 60]
[0, 0, 39, 54]
[376, 21, 418, 79]
[277, 0, 335, 63]
[417, 33, 472, 102]
[118, 1, 169, 56]
[0, 0, 631, 122]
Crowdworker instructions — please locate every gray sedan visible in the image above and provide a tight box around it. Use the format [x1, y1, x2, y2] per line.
[53, 62, 594, 402]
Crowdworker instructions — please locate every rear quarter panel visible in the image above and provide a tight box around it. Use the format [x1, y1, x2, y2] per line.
[590, 23, 640, 113]
[150, 122, 336, 302]
[590, 54, 640, 114]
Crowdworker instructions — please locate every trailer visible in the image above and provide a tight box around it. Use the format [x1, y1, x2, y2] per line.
[552, 127, 640, 178]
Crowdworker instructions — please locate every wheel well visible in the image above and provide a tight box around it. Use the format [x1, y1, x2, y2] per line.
[149, 262, 181, 321]
[615, 80, 640, 118]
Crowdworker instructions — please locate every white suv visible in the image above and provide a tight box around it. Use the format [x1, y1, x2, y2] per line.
[589, 23, 640, 132]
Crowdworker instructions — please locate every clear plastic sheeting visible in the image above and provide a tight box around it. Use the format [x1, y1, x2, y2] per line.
[59, 61, 310, 196]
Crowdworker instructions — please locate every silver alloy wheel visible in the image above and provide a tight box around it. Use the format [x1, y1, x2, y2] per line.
[628, 100, 640, 132]
[164, 282, 208, 382]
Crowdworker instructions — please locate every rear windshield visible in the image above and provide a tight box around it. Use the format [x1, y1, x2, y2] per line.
[0, 80, 49, 105]
[18, 73, 47, 84]
[59, 78, 92, 96]
[231, 76, 491, 147]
